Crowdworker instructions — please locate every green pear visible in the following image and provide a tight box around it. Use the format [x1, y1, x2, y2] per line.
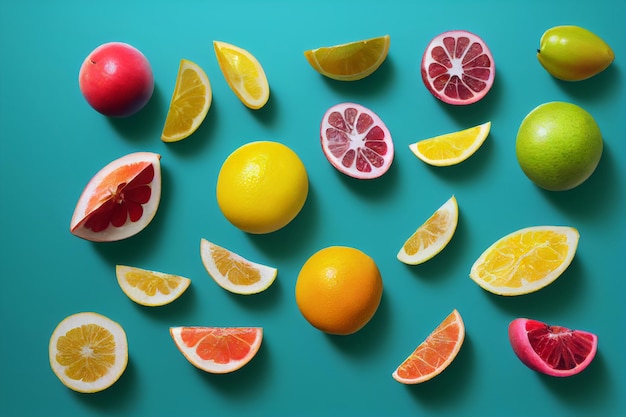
[516, 102, 603, 191]
[537, 25, 614, 81]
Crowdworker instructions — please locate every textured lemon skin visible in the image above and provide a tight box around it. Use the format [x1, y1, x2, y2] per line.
[216, 141, 308, 234]
[516, 102, 602, 191]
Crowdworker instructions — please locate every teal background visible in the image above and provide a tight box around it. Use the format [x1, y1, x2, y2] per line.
[1, 0, 624, 416]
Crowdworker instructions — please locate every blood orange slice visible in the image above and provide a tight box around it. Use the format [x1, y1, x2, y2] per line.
[169, 327, 262, 374]
[70, 152, 161, 242]
[508, 318, 598, 377]
[320, 102, 394, 179]
[421, 30, 495, 105]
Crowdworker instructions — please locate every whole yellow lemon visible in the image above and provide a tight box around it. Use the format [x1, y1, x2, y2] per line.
[216, 141, 308, 234]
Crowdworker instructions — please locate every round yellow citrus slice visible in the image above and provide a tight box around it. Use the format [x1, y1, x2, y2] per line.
[470, 226, 579, 296]
[161, 59, 212, 142]
[393, 309, 465, 384]
[213, 40, 269, 109]
[200, 239, 278, 295]
[170, 327, 262, 374]
[397, 196, 458, 265]
[409, 121, 491, 166]
[49, 312, 128, 393]
[304, 35, 390, 81]
[115, 265, 191, 306]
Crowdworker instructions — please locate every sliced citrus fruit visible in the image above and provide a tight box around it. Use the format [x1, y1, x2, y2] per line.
[392, 309, 465, 384]
[421, 30, 495, 105]
[409, 121, 491, 166]
[170, 327, 262, 373]
[320, 102, 394, 179]
[70, 152, 161, 242]
[161, 59, 212, 142]
[200, 239, 278, 295]
[397, 196, 458, 265]
[304, 34, 390, 81]
[115, 265, 191, 306]
[49, 312, 128, 393]
[509, 318, 598, 377]
[470, 226, 579, 296]
[213, 40, 269, 109]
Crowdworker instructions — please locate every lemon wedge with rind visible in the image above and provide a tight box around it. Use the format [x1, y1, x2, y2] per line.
[470, 226, 579, 296]
[213, 41, 269, 109]
[200, 239, 278, 295]
[304, 35, 390, 81]
[397, 196, 458, 265]
[115, 265, 191, 307]
[409, 121, 491, 166]
[161, 59, 212, 142]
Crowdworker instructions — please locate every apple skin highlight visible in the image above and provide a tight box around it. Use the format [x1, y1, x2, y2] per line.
[79, 42, 154, 117]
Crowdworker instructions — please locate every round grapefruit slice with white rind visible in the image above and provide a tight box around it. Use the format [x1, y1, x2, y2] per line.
[70, 152, 161, 242]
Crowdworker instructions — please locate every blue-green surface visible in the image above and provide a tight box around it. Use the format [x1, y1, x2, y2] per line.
[1, 1, 625, 416]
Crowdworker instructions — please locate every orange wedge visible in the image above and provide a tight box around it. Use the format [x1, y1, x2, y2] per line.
[161, 59, 212, 142]
[200, 239, 277, 295]
[213, 41, 269, 109]
[409, 121, 491, 166]
[115, 265, 191, 306]
[304, 35, 390, 81]
[397, 196, 458, 265]
[393, 309, 465, 384]
[470, 226, 579, 296]
[49, 312, 128, 393]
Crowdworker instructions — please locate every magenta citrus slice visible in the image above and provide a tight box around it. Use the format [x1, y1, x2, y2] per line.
[320, 102, 394, 179]
[169, 327, 262, 374]
[508, 318, 598, 377]
[70, 152, 161, 242]
[421, 30, 495, 105]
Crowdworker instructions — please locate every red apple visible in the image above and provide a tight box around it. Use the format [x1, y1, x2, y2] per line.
[79, 42, 154, 117]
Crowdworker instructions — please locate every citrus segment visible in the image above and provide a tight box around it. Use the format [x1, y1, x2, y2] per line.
[169, 327, 262, 373]
[115, 265, 191, 306]
[320, 102, 394, 179]
[393, 309, 465, 384]
[397, 196, 458, 265]
[70, 152, 161, 242]
[49, 312, 128, 393]
[304, 35, 390, 81]
[295, 246, 383, 335]
[421, 30, 495, 105]
[200, 239, 278, 295]
[216, 141, 309, 234]
[213, 40, 269, 109]
[508, 318, 597, 377]
[409, 121, 491, 166]
[161, 59, 212, 142]
[470, 226, 579, 296]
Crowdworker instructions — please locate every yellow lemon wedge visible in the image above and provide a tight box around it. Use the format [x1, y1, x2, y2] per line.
[115, 265, 191, 306]
[213, 40, 269, 109]
[469, 226, 579, 296]
[200, 239, 278, 295]
[409, 121, 491, 166]
[161, 59, 212, 142]
[397, 196, 458, 265]
[304, 35, 390, 81]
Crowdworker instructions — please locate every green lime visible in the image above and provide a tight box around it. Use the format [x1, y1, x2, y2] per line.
[516, 101, 603, 191]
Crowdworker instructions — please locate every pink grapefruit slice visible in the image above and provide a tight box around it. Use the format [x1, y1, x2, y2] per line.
[421, 30, 495, 105]
[70, 152, 161, 242]
[508, 318, 598, 377]
[320, 102, 394, 179]
[169, 327, 262, 374]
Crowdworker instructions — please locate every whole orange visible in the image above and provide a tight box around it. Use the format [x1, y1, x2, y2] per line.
[295, 246, 383, 335]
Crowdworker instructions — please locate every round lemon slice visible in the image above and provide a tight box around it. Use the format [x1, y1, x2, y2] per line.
[116, 265, 191, 306]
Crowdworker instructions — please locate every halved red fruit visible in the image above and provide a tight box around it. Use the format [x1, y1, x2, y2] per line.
[421, 30, 495, 105]
[320, 102, 394, 179]
[508, 318, 598, 377]
[70, 152, 161, 242]
[169, 327, 262, 374]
